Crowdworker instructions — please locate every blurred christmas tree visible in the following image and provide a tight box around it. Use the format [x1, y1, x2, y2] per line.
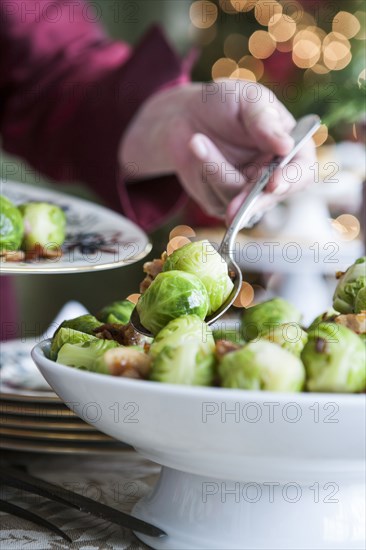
[190, 0, 366, 143]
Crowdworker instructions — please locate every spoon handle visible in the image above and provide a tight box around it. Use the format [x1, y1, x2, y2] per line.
[219, 114, 321, 256]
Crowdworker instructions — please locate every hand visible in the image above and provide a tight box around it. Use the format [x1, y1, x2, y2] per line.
[119, 79, 316, 225]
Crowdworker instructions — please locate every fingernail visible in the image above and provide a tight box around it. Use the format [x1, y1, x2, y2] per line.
[190, 135, 208, 160]
[274, 181, 290, 195]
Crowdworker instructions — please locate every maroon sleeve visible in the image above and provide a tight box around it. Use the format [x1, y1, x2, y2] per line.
[0, 0, 190, 230]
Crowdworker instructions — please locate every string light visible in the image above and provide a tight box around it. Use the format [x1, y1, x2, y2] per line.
[333, 11, 361, 39]
[249, 30, 276, 59]
[313, 124, 328, 147]
[189, 0, 218, 29]
[254, 0, 282, 26]
[212, 58, 238, 80]
[292, 30, 321, 69]
[323, 33, 352, 71]
[230, 0, 256, 12]
[233, 282, 255, 308]
[230, 67, 257, 81]
[332, 215, 360, 241]
[238, 55, 264, 80]
[268, 13, 296, 42]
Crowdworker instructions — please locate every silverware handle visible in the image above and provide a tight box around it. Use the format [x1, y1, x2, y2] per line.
[219, 114, 321, 255]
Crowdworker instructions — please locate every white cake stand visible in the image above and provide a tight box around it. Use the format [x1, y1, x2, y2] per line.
[32, 341, 366, 550]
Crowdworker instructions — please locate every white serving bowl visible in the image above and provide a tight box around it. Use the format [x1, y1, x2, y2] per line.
[32, 340, 365, 550]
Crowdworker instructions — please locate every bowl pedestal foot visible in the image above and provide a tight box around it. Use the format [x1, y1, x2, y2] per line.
[133, 466, 365, 550]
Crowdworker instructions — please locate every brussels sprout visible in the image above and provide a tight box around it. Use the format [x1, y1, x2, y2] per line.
[241, 298, 302, 341]
[136, 271, 209, 336]
[57, 339, 119, 371]
[97, 300, 134, 325]
[218, 340, 305, 392]
[19, 202, 66, 251]
[260, 323, 308, 356]
[333, 257, 366, 314]
[163, 240, 234, 315]
[50, 327, 98, 361]
[0, 195, 24, 252]
[149, 315, 216, 386]
[302, 322, 365, 393]
[94, 346, 151, 378]
[355, 287, 366, 314]
[307, 308, 339, 332]
[55, 314, 103, 336]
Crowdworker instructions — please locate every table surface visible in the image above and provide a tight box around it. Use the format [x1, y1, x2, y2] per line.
[0, 449, 161, 549]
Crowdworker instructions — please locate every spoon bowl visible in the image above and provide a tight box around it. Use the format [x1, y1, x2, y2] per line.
[131, 115, 321, 337]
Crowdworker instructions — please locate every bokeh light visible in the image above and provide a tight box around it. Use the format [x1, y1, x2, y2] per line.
[169, 225, 196, 240]
[224, 33, 248, 60]
[254, 0, 282, 26]
[230, 0, 256, 12]
[126, 293, 141, 304]
[292, 30, 321, 68]
[323, 33, 352, 71]
[333, 11, 361, 39]
[233, 282, 255, 308]
[230, 67, 257, 81]
[249, 30, 276, 59]
[276, 38, 293, 53]
[313, 124, 328, 147]
[190, 0, 218, 29]
[212, 57, 238, 80]
[189, 24, 217, 46]
[354, 11, 366, 39]
[332, 215, 360, 241]
[268, 13, 296, 42]
[238, 55, 264, 80]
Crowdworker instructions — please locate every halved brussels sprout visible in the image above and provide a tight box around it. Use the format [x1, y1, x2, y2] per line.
[333, 257, 366, 314]
[149, 315, 216, 386]
[57, 339, 119, 371]
[0, 195, 24, 252]
[241, 298, 302, 341]
[50, 327, 98, 361]
[136, 271, 209, 336]
[355, 287, 366, 314]
[97, 300, 134, 325]
[55, 314, 103, 336]
[163, 240, 233, 315]
[218, 340, 305, 392]
[19, 202, 66, 251]
[302, 322, 365, 393]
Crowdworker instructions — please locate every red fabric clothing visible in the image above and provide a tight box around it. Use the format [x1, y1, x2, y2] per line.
[0, 0, 190, 231]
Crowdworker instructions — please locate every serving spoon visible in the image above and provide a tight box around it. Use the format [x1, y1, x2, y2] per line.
[131, 114, 321, 336]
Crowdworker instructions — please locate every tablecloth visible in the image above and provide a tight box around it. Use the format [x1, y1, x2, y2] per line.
[0, 449, 161, 549]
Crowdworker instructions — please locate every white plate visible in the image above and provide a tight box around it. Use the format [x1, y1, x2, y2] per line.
[0, 180, 151, 274]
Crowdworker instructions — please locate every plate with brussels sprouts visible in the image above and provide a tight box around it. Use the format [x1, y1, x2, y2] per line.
[0, 181, 151, 273]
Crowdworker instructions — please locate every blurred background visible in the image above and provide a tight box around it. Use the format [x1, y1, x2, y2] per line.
[1, 0, 365, 333]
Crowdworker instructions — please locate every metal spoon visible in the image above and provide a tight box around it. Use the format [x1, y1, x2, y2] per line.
[131, 114, 321, 336]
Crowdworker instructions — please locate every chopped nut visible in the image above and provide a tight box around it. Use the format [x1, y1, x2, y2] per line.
[335, 312, 366, 335]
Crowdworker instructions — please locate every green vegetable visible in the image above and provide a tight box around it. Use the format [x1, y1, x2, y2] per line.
[333, 257, 366, 314]
[97, 300, 134, 324]
[0, 196, 24, 252]
[307, 308, 339, 331]
[149, 315, 216, 386]
[260, 323, 308, 356]
[355, 287, 366, 314]
[136, 271, 210, 336]
[218, 340, 305, 392]
[55, 314, 103, 336]
[94, 346, 151, 377]
[163, 240, 234, 315]
[241, 298, 302, 341]
[302, 322, 366, 393]
[19, 202, 66, 251]
[57, 339, 119, 372]
[50, 327, 98, 361]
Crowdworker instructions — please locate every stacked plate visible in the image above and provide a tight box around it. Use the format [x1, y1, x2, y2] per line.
[0, 387, 130, 454]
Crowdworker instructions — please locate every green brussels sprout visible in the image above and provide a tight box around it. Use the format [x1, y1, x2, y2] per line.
[218, 340, 305, 392]
[19, 202, 66, 250]
[302, 322, 366, 393]
[136, 271, 209, 336]
[0, 195, 24, 252]
[163, 240, 234, 315]
[57, 339, 119, 371]
[241, 298, 302, 341]
[260, 322, 308, 356]
[50, 327, 98, 361]
[307, 308, 339, 331]
[94, 346, 151, 377]
[333, 257, 366, 314]
[149, 315, 216, 386]
[355, 287, 366, 314]
[97, 300, 134, 324]
[55, 314, 103, 336]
